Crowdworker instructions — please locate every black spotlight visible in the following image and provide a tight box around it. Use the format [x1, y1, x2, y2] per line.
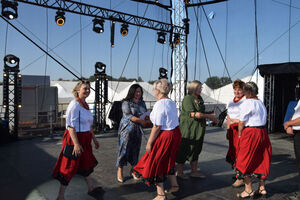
[120, 23, 129, 37]
[95, 62, 106, 75]
[93, 18, 104, 33]
[173, 33, 180, 45]
[1, 0, 18, 20]
[157, 32, 166, 44]
[55, 10, 65, 26]
[4, 54, 19, 68]
[184, 0, 190, 4]
[159, 67, 168, 79]
[183, 18, 190, 34]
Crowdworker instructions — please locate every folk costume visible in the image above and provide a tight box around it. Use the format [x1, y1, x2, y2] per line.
[133, 99, 182, 186]
[226, 96, 245, 167]
[236, 98, 272, 180]
[52, 98, 98, 185]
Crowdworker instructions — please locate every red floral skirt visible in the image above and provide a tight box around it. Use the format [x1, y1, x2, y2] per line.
[226, 123, 240, 167]
[52, 129, 98, 185]
[133, 127, 182, 186]
[236, 127, 272, 180]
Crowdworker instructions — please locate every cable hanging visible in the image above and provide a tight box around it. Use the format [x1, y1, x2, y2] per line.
[108, 4, 149, 117]
[201, 5, 231, 80]
[232, 18, 300, 79]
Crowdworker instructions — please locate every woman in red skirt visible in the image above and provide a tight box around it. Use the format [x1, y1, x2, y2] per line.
[236, 82, 272, 198]
[226, 79, 245, 187]
[132, 79, 182, 200]
[52, 81, 100, 200]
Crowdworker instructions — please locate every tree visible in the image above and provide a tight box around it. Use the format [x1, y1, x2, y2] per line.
[137, 76, 144, 82]
[205, 76, 221, 89]
[220, 77, 232, 86]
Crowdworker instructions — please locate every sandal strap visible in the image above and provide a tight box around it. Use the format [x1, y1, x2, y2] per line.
[157, 194, 166, 196]
[245, 190, 253, 195]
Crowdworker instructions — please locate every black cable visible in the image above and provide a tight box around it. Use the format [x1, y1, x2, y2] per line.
[4, 23, 8, 56]
[18, 19, 88, 74]
[232, 18, 300, 78]
[201, 6, 231, 80]
[137, 2, 140, 81]
[108, 4, 149, 117]
[193, 6, 199, 81]
[251, 0, 259, 77]
[80, 0, 83, 77]
[193, 6, 212, 78]
[289, 0, 292, 62]
[0, 16, 83, 83]
[272, 0, 300, 10]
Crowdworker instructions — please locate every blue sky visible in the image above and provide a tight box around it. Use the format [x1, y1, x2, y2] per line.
[0, 0, 300, 83]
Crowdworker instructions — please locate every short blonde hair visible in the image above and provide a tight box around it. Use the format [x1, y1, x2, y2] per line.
[72, 80, 90, 97]
[187, 80, 202, 95]
[153, 78, 172, 95]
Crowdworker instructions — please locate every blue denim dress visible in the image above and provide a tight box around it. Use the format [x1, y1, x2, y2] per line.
[116, 99, 147, 167]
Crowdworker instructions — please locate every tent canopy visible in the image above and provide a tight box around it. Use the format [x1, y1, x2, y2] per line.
[258, 62, 300, 76]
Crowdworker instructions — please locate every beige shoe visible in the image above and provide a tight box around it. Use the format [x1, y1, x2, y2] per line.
[190, 171, 206, 178]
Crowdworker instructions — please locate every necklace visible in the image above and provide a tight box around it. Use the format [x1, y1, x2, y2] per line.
[233, 95, 244, 103]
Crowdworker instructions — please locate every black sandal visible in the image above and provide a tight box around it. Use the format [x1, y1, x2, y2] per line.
[236, 190, 254, 199]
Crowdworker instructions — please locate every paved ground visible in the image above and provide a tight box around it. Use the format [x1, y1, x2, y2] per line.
[0, 127, 299, 200]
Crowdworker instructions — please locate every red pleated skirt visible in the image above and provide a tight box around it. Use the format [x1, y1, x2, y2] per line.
[236, 127, 272, 180]
[226, 123, 240, 167]
[133, 127, 182, 186]
[52, 129, 98, 185]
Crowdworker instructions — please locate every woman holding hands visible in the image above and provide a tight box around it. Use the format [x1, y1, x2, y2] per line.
[133, 79, 182, 200]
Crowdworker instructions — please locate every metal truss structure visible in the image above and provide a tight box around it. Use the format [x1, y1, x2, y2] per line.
[94, 64, 108, 133]
[264, 74, 275, 133]
[13, 0, 185, 35]
[2, 55, 22, 139]
[170, 0, 187, 109]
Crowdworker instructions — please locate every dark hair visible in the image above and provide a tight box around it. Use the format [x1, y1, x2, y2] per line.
[123, 84, 143, 101]
[232, 79, 245, 90]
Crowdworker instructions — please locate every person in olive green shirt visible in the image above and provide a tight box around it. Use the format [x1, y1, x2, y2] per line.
[176, 80, 218, 178]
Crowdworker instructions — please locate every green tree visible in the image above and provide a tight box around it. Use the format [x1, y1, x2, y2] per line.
[137, 76, 144, 82]
[220, 77, 232, 86]
[205, 76, 221, 89]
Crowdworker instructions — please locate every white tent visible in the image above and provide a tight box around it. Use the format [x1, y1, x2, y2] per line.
[211, 73, 264, 106]
[50, 80, 156, 128]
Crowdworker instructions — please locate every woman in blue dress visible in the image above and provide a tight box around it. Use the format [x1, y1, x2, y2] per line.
[116, 84, 151, 182]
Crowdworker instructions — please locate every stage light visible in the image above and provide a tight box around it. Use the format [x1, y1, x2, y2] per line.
[120, 23, 128, 37]
[184, 0, 190, 4]
[93, 18, 104, 33]
[1, 0, 18, 20]
[4, 54, 19, 69]
[157, 32, 166, 44]
[183, 18, 190, 34]
[95, 62, 106, 74]
[159, 67, 168, 79]
[155, 0, 159, 3]
[55, 10, 65, 26]
[173, 33, 180, 45]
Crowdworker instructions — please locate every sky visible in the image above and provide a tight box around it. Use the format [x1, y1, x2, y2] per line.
[0, 0, 300, 83]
